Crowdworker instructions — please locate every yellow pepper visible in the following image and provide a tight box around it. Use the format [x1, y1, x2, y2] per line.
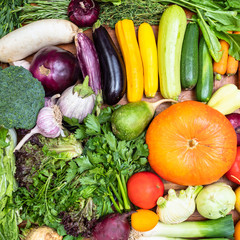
[207, 84, 240, 115]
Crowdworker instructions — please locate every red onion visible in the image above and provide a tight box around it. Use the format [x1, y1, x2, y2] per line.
[226, 113, 240, 145]
[68, 0, 100, 27]
[29, 46, 80, 97]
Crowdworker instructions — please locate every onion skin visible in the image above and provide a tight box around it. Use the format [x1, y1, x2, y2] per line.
[68, 0, 100, 27]
[226, 113, 240, 145]
[29, 46, 80, 97]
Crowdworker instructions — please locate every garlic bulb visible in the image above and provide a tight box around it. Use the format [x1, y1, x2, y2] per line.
[14, 103, 64, 152]
[156, 186, 203, 224]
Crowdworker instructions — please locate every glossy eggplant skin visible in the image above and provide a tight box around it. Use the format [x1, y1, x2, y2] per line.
[75, 31, 101, 94]
[92, 25, 126, 105]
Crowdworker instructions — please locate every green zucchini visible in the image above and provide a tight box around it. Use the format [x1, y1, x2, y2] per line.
[180, 22, 199, 90]
[158, 5, 187, 100]
[196, 36, 213, 103]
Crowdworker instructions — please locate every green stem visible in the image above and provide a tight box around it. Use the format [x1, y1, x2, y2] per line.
[109, 182, 124, 207]
[121, 174, 131, 206]
[116, 174, 131, 210]
[107, 187, 122, 213]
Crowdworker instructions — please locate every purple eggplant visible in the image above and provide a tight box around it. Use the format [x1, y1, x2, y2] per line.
[92, 23, 126, 105]
[75, 31, 101, 94]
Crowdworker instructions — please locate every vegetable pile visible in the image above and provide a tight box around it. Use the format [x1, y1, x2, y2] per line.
[1, 1, 240, 240]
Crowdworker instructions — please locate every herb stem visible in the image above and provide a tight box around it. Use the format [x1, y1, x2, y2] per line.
[109, 182, 124, 207]
[116, 174, 131, 210]
[107, 187, 122, 213]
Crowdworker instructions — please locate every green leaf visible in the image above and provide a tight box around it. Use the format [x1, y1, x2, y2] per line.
[65, 161, 78, 182]
[227, 0, 240, 8]
[0, 127, 8, 148]
[197, 9, 222, 62]
[214, 31, 240, 60]
[84, 114, 101, 136]
[75, 157, 93, 173]
[74, 126, 87, 140]
[104, 132, 117, 151]
[206, 10, 240, 31]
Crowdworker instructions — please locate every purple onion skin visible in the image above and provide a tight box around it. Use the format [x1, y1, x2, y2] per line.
[226, 113, 240, 145]
[92, 212, 133, 240]
[30, 46, 80, 97]
[75, 32, 101, 94]
[68, 0, 100, 27]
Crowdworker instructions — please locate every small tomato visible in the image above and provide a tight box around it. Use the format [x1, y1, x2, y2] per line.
[226, 146, 240, 184]
[127, 171, 164, 209]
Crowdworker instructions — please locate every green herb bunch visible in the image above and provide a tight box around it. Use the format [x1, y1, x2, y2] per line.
[14, 106, 150, 239]
[0, 0, 27, 38]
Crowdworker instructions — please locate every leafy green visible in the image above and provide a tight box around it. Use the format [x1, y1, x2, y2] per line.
[160, 0, 240, 60]
[196, 9, 222, 62]
[96, 0, 121, 5]
[0, 0, 26, 38]
[214, 31, 240, 61]
[0, 127, 20, 240]
[0, 66, 45, 129]
[14, 106, 150, 238]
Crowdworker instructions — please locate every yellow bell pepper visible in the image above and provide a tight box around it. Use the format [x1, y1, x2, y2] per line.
[207, 84, 240, 115]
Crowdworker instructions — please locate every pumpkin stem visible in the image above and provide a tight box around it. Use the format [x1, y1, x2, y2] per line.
[150, 98, 178, 111]
[187, 138, 198, 148]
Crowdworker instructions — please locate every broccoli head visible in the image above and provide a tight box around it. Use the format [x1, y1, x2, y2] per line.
[0, 66, 45, 129]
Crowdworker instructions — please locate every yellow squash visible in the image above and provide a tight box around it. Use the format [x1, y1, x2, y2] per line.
[115, 19, 144, 102]
[138, 22, 158, 98]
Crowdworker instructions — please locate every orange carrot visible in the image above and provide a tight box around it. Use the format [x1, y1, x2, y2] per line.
[213, 40, 229, 79]
[226, 31, 239, 76]
[227, 55, 239, 76]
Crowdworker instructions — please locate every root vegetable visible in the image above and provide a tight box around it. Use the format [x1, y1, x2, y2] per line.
[0, 19, 78, 63]
[92, 212, 134, 240]
[26, 226, 62, 240]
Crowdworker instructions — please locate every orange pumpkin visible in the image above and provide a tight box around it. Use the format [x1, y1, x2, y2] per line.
[146, 100, 237, 186]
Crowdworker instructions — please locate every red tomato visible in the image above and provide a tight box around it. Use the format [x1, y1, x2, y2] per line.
[226, 146, 240, 184]
[127, 171, 164, 209]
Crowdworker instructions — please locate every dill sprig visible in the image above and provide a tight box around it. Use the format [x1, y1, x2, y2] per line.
[15, 0, 167, 29]
[0, 0, 26, 38]
[99, 0, 167, 28]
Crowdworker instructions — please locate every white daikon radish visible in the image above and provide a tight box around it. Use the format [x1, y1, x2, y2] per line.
[0, 19, 78, 63]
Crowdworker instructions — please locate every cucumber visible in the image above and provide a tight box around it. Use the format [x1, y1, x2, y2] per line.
[196, 36, 214, 103]
[158, 5, 187, 100]
[180, 22, 199, 90]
